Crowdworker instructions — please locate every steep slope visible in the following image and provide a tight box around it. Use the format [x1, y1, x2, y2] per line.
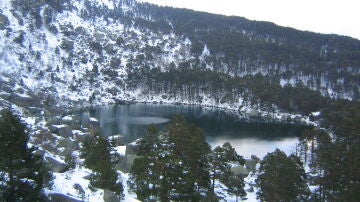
[0, 0, 197, 110]
[132, 2, 360, 99]
[0, 0, 359, 114]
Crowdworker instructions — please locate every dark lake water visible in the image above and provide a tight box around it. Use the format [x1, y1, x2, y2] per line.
[81, 103, 308, 158]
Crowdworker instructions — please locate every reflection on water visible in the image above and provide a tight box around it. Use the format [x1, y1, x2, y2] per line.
[80, 103, 308, 157]
[125, 117, 170, 125]
[208, 137, 298, 158]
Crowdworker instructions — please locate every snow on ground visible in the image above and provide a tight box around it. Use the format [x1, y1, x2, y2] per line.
[48, 167, 103, 201]
[47, 166, 140, 201]
[120, 172, 140, 202]
[213, 172, 259, 202]
[114, 145, 127, 156]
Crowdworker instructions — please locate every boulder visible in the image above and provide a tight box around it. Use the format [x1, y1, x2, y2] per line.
[231, 165, 249, 177]
[58, 137, 79, 156]
[73, 130, 92, 143]
[45, 156, 68, 173]
[247, 186, 254, 192]
[73, 183, 85, 198]
[245, 159, 257, 171]
[47, 116, 62, 126]
[125, 154, 138, 171]
[10, 93, 35, 107]
[116, 154, 138, 172]
[61, 115, 74, 125]
[61, 115, 81, 129]
[51, 125, 73, 138]
[125, 144, 138, 155]
[88, 117, 100, 135]
[103, 189, 120, 202]
[0, 14, 10, 30]
[33, 149, 46, 157]
[27, 107, 44, 116]
[60, 39, 74, 52]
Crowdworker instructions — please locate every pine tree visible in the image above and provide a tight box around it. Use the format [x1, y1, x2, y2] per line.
[310, 129, 360, 201]
[225, 175, 246, 202]
[129, 125, 162, 201]
[312, 102, 360, 201]
[256, 149, 309, 201]
[130, 117, 212, 201]
[0, 109, 47, 201]
[81, 134, 123, 196]
[167, 116, 211, 201]
[209, 142, 246, 201]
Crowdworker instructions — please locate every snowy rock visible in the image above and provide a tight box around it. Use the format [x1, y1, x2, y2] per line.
[34, 149, 46, 157]
[124, 154, 138, 171]
[245, 159, 258, 171]
[231, 165, 250, 177]
[88, 117, 100, 134]
[58, 137, 79, 156]
[0, 13, 10, 30]
[73, 183, 85, 198]
[61, 115, 81, 129]
[61, 115, 74, 123]
[11, 93, 35, 107]
[114, 146, 127, 158]
[103, 189, 120, 202]
[74, 130, 92, 143]
[27, 107, 45, 116]
[45, 156, 68, 173]
[51, 125, 74, 138]
[125, 144, 138, 155]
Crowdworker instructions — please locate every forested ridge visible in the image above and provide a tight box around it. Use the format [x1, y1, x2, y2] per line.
[127, 67, 329, 115]
[77, 0, 360, 100]
[130, 1, 360, 100]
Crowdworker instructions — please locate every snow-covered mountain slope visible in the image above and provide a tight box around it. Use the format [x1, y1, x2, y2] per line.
[1, 0, 359, 114]
[0, 0, 197, 109]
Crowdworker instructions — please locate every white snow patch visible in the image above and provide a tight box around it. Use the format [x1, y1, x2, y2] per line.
[89, 117, 99, 122]
[62, 115, 73, 121]
[52, 124, 68, 129]
[114, 146, 126, 156]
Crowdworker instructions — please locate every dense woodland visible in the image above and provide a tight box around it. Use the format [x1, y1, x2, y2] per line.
[127, 67, 328, 115]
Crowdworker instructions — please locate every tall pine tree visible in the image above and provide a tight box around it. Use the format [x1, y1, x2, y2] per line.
[130, 116, 212, 201]
[81, 134, 123, 196]
[0, 109, 47, 201]
[209, 142, 246, 201]
[256, 149, 309, 201]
